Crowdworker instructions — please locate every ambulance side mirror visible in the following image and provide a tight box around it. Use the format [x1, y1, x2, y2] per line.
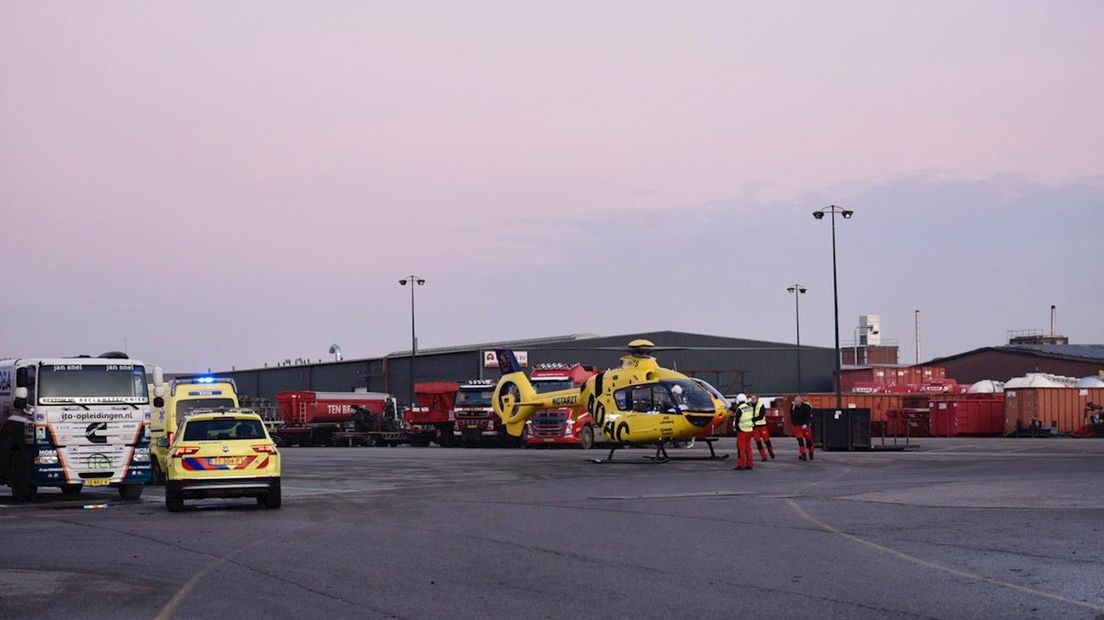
[13, 387, 28, 411]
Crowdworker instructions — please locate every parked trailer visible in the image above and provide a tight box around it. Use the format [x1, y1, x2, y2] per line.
[273, 391, 396, 446]
[404, 382, 460, 447]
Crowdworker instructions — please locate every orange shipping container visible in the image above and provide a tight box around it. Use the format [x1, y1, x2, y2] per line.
[777, 393, 930, 435]
[1003, 388, 1104, 435]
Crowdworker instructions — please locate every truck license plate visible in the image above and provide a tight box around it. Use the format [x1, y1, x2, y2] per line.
[210, 457, 244, 466]
[85, 478, 111, 487]
[466, 424, 479, 430]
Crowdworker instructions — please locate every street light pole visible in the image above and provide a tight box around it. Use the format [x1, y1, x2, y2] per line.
[786, 284, 807, 392]
[399, 275, 426, 408]
[813, 206, 853, 410]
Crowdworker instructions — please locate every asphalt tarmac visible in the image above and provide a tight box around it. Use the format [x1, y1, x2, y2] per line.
[2, 438, 1102, 620]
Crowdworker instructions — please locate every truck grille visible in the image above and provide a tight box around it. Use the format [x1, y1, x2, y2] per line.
[532, 411, 567, 437]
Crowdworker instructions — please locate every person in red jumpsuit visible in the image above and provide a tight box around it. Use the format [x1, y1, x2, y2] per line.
[791, 395, 815, 461]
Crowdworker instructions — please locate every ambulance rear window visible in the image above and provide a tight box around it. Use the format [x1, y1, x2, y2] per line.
[182, 419, 267, 441]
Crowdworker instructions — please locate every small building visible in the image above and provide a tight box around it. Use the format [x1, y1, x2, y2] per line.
[926, 344, 1104, 384]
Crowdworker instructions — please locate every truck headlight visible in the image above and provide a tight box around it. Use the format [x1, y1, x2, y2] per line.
[132, 447, 150, 463]
[34, 449, 59, 465]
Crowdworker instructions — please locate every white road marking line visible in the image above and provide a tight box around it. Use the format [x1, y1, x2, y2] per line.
[590, 491, 755, 500]
[788, 499, 1104, 613]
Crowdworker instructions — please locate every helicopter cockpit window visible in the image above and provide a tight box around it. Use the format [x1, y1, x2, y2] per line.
[613, 388, 629, 411]
[662, 380, 717, 412]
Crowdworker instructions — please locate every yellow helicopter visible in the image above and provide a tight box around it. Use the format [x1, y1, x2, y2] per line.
[492, 340, 732, 463]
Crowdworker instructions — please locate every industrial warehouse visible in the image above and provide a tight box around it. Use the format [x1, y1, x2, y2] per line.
[207, 330, 839, 402]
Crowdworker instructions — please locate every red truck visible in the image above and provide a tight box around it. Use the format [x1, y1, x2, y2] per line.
[404, 382, 459, 447]
[273, 390, 398, 446]
[525, 363, 601, 449]
[452, 380, 508, 447]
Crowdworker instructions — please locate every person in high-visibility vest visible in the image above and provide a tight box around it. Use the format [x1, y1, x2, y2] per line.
[732, 393, 756, 470]
[749, 394, 774, 461]
[791, 395, 815, 461]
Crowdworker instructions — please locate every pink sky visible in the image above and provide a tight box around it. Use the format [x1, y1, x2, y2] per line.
[2, 2, 1102, 370]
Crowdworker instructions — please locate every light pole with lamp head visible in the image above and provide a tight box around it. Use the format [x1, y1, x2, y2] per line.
[398, 276, 426, 408]
[812, 206, 853, 410]
[786, 284, 807, 392]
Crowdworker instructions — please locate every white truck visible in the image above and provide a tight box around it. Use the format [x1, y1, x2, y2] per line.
[0, 353, 164, 501]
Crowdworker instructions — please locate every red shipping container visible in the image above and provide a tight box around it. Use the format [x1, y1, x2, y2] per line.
[929, 395, 1004, 436]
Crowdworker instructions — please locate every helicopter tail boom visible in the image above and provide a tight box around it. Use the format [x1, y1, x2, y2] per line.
[491, 349, 581, 437]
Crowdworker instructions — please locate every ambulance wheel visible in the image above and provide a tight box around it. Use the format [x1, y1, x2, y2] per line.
[118, 484, 143, 500]
[165, 489, 184, 512]
[260, 483, 281, 509]
[61, 484, 83, 496]
[578, 425, 595, 450]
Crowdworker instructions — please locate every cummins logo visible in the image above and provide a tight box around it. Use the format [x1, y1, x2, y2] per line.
[85, 422, 108, 444]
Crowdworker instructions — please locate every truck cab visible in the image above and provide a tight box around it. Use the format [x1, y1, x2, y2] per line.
[525, 363, 600, 449]
[0, 355, 162, 501]
[452, 380, 499, 446]
[149, 376, 239, 483]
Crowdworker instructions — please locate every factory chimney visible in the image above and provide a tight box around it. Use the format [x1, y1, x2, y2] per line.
[1050, 305, 1056, 337]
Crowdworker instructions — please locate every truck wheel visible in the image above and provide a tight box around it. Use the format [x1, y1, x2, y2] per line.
[118, 484, 144, 500]
[7, 446, 36, 502]
[579, 425, 595, 450]
[61, 484, 83, 496]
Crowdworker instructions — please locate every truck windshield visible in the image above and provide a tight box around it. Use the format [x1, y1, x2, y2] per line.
[38, 364, 149, 404]
[176, 398, 237, 426]
[455, 389, 493, 407]
[532, 379, 572, 393]
[662, 380, 718, 413]
[182, 418, 267, 441]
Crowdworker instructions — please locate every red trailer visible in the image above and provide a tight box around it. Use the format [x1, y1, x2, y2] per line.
[405, 382, 460, 447]
[274, 390, 395, 446]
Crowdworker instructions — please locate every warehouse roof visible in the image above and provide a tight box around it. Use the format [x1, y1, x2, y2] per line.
[388, 333, 600, 357]
[388, 330, 831, 357]
[927, 344, 1104, 365]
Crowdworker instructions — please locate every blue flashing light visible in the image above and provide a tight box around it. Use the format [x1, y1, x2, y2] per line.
[195, 377, 216, 384]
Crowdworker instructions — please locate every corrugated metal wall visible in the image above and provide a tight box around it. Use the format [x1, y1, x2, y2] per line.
[205, 330, 837, 404]
[1004, 387, 1104, 434]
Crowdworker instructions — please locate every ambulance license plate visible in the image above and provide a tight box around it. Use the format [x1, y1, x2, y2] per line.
[85, 478, 111, 487]
[210, 457, 244, 466]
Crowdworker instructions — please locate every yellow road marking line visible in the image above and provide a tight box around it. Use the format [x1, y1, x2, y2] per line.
[787, 499, 1104, 613]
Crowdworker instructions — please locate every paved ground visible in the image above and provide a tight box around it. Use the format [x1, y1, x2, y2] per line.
[1, 438, 1102, 620]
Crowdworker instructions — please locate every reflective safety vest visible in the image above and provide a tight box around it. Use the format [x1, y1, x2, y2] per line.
[734, 403, 755, 433]
[752, 402, 767, 427]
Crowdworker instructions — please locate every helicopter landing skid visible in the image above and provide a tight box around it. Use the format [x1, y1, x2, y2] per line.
[661, 437, 730, 461]
[589, 438, 729, 464]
